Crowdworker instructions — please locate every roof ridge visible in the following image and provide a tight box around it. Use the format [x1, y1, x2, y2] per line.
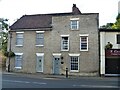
[23, 12, 73, 17]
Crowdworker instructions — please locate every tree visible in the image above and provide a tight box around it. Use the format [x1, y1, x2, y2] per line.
[0, 18, 9, 68]
[100, 23, 113, 29]
[112, 14, 120, 29]
[0, 18, 9, 30]
[0, 18, 8, 50]
[100, 14, 120, 29]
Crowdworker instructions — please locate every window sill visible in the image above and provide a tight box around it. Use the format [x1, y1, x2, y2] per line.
[80, 50, 88, 51]
[16, 45, 23, 47]
[70, 70, 79, 72]
[15, 67, 22, 69]
[61, 50, 69, 51]
[36, 45, 44, 47]
[70, 29, 79, 30]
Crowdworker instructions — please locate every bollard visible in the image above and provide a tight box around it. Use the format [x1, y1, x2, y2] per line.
[66, 68, 68, 78]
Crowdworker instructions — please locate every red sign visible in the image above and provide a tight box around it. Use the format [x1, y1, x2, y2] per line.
[105, 49, 120, 57]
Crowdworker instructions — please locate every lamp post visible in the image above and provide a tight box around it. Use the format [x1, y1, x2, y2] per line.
[8, 32, 12, 72]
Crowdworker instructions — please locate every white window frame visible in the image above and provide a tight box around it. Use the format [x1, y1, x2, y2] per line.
[69, 54, 80, 72]
[61, 35, 69, 51]
[70, 18, 79, 30]
[36, 53, 44, 72]
[36, 31, 45, 47]
[79, 34, 89, 51]
[16, 32, 24, 46]
[15, 53, 23, 69]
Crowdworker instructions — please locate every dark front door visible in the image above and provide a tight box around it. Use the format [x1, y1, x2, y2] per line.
[105, 58, 120, 74]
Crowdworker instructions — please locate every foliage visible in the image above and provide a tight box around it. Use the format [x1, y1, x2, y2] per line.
[4, 51, 15, 57]
[0, 18, 9, 30]
[1, 32, 8, 50]
[0, 51, 6, 68]
[0, 18, 15, 58]
[105, 42, 113, 50]
[100, 23, 113, 29]
[100, 14, 120, 29]
[112, 15, 120, 29]
[0, 18, 8, 54]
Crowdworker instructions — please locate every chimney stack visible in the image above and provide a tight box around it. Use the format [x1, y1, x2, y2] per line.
[72, 4, 81, 14]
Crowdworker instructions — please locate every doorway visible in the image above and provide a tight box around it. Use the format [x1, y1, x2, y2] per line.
[53, 56, 61, 74]
[105, 58, 120, 74]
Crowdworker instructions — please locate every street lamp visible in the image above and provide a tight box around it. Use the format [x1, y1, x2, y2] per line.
[8, 32, 12, 72]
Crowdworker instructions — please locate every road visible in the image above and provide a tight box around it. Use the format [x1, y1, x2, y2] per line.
[2, 74, 120, 89]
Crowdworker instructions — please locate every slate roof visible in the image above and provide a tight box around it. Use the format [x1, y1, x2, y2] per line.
[10, 13, 73, 30]
[10, 4, 98, 30]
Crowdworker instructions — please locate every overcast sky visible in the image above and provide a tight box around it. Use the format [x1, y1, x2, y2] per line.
[0, 0, 119, 26]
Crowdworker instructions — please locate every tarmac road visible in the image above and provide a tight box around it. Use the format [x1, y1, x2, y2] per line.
[2, 73, 120, 89]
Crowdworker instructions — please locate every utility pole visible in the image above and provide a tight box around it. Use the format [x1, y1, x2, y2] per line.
[8, 32, 12, 72]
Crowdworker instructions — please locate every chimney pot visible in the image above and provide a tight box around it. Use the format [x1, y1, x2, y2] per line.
[73, 4, 76, 7]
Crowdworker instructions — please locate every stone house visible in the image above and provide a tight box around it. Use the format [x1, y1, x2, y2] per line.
[7, 4, 99, 76]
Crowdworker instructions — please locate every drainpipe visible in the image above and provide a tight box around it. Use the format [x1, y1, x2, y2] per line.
[8, 32, 12, 72]
[98, 29, 101, 77]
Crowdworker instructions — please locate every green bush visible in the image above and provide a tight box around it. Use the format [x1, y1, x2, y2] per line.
[4, 51, 15, 57]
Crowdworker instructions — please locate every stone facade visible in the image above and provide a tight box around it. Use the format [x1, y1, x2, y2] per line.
[8, 5, 99, 76]
[8, 14, 99, 76]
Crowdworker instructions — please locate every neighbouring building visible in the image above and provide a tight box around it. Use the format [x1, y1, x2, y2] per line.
[7, 4, 99, 76]
[99, 29, 120, 76]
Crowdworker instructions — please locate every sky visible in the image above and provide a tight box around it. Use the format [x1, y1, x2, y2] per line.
[0, 0, 119, 27]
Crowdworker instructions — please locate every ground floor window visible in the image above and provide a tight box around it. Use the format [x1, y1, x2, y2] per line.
[15, 53, 23, 69]
[70, 56, 79, 72]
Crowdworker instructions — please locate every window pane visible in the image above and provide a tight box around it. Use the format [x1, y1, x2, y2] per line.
[36, 33, 44, 45]
[15, 55, 22, 68]
[17, 34, 23, 38]
[80, 36, 88, 51]
[81, 43, 87, 49]
[71, 20, 79, 30]
[16, 38, 23, 45]
[61, 37, 69, 50]
[16, 33, 23, 45]
[70, 56, 79, 71]
[81, 37, 87, 42]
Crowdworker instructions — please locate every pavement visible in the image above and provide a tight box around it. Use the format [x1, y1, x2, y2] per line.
[1, 70, 120, 80]
[2, 71, 66, 79]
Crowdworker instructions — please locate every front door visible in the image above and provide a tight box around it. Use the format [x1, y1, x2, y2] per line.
[53, 57, 61, 74]
[36, 56, 43, 72]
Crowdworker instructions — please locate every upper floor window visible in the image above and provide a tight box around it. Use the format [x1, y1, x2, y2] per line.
[16, 32, 24, 46]
[117, 34, 120, 44]
[70, 18, 79, 30]
[61, 35, 69, 51]
[80, 34, 89, 51]
[36, 31, 44, 46]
